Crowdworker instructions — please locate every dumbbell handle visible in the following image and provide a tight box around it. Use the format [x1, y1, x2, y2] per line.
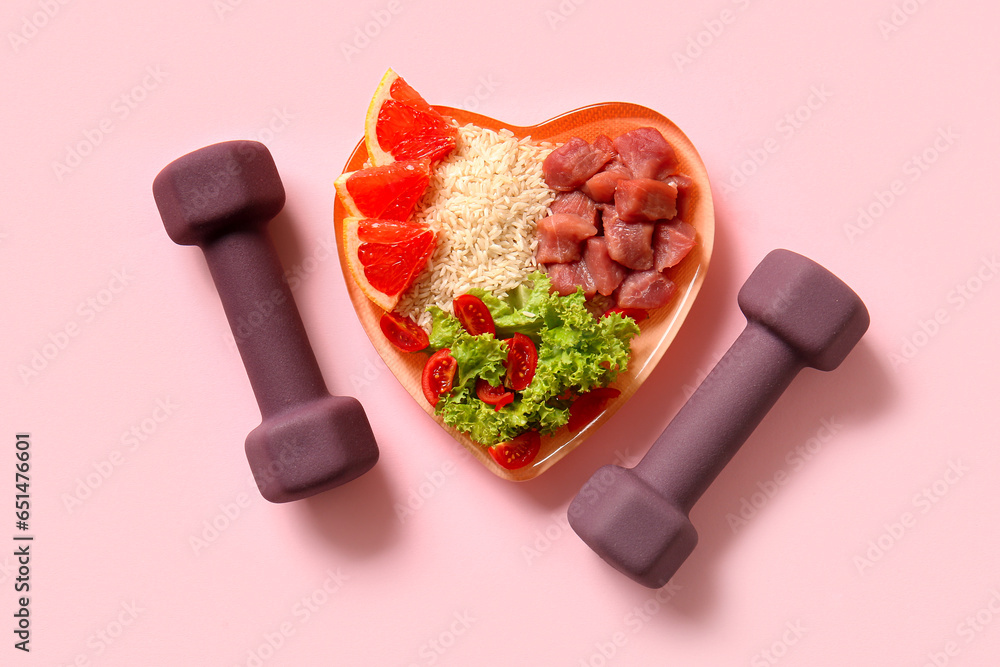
[201, 228, 328, 419]
[634, 321, 804, 513]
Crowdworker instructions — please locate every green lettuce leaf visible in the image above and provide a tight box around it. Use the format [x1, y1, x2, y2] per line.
[428, 306, 463, 350]
[430, 272, 640, 447]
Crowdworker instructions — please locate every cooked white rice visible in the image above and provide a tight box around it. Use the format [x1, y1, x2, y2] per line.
[396, 124, 556, 329]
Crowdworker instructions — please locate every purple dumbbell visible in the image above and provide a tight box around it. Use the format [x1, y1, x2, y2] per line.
[153, 140, 378, 503]
[568, 249, 869, 587]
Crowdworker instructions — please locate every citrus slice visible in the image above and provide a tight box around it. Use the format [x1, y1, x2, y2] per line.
[364, 69, 458, 166]
[343, 216, 435, 311]
[335, 159, 431, 221]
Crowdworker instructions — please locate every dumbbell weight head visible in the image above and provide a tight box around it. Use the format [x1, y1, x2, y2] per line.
[570, 464, 698, 588]
[154, 140, 284, 247]
[246, 395, 379, 503]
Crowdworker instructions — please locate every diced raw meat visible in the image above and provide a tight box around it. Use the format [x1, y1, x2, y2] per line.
[543, 137, 614, 191]
[603, 155, 632, 176]
[581, 170, 631, 203]
[593, 134, 617, 156]
[615, 270, 677, 309]
[550, 190, 600, 227]
[547, 260, 596, 297]
[583, 237, 627, 296]
[653, 220, 697, 271]
[614, 128, 678, 180]
[615, 178, 678, 222]
[535, 213, 598, 264]
[602, 208, 654, 270]
[662, 173, 692, 191]
[663, 173, 693, 220]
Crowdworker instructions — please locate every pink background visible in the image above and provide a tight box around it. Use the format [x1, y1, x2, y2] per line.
[4, 1, 999, 665]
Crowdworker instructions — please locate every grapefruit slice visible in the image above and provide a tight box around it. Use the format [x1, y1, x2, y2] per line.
[365, 69, 458, 166]
[343, 216, 435, 311]
[335, 159, 431, 221]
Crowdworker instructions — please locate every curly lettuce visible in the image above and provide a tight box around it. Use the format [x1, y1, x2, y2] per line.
[428, 272, 639, 446]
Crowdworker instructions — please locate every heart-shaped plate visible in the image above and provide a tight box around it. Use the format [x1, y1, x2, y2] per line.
[334, 102, 714, 481]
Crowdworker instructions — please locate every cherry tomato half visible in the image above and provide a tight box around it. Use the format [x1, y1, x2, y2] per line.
[453, 294, 495, 336]
[475, 378, 514, 411]
[567, 387, 622, 432]
[603, 306, 649, 322]
[488, 431, 541, 470]
[421, 348, 457, 407]
[505, 333, 537, 391]
[379, 311, 429, 352]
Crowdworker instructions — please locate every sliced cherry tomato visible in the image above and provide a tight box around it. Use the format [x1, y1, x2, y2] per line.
[379, 311, 429, 352]
[475, 378, 514, 411]
[567, 387, 622, 432]
[488, 431, 541, 470]
[453, 294, 495, 336]
[421, 348, 456, 406]
[504, 333, 537, 391]
[603, 306, 649, 322]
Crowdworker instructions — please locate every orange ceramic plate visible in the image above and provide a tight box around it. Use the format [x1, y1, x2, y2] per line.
[334, 102, 714, 481]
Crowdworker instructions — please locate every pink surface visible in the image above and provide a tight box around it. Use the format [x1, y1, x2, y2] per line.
[3, 1, 999, 665]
